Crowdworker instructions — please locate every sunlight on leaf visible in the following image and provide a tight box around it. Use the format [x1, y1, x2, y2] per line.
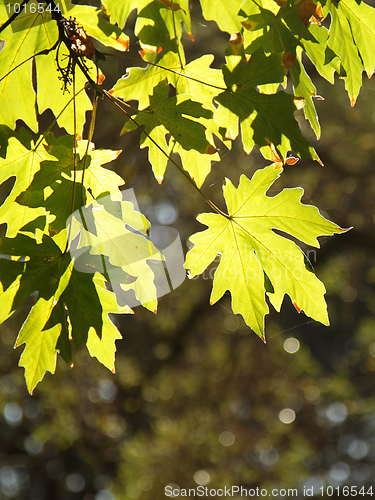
[185, 165, 349, 340]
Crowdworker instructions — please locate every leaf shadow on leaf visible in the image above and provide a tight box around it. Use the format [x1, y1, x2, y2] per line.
[0, 176, 16, 208]
[15, 139, 91, 234]
[0, 234, 70, 312]
[46, 301, 72, 365]
[60, 268, 103, 346]
[136, 1, 179, 51]
[215, 49, 319, 161]
[145, 80, 213, 154]
[16, 173, 84, 235]
[0, 126, 32, 159]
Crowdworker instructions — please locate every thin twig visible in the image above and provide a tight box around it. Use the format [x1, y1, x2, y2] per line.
[103, 90, 229, 218]
[0, 0, 31, 33]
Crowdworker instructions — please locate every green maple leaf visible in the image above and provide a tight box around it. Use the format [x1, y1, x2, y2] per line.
[244, 7, 299, 55]
[135, 0, 191, 50]
[240, 2, 342, 134]
[16, 295, 66, 394]
[111, 52, 224, 116]
[102, 0, 151, 31]
[185, 165, 348, 340]
[170, 139, 220, 188]
[89, 276, 133, 372]
[104, 0, 191, 52]
[60, 269, 103, 347]
[68, 195, 164, 312]
[174, 55, 226, 112]
[111, 51, 181, 110]
[0, 234, 70, 312]
[339, 0, 375, 79]
[35, 51, 92, 137]
[0, 12, 93, 136]
[214, 49, 320, 162]
[199, 0, 243, 34]
[298, 24, 340, 84]
[326, 0, 375, 105]
[240, 3, 340, 138]
[14, 134, 123, 248]
[69, 5, 129, 52]
[0, 13, 57, 132]
[289, 49, 320, 138]
[0, 3, 128, 135]
[53, 266, 131, 369]
[0, 233, 72, 393]
[0, 231, 132, 392]
[0, 133, 56, 237]
[122, 80, 217, 183]
[328, 0, 364, 106]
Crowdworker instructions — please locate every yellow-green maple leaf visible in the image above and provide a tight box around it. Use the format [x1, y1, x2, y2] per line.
[185, 165, 348, 340]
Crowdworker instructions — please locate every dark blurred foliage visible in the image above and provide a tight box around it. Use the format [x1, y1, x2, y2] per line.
[1, 1, 375, 499]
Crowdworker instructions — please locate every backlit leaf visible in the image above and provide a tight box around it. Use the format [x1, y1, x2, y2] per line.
[122, 80, 216, 183]
[328, 0, 364, 105]
[199, 0, 243, 34]
[0, 14, 57, 132]
[185, 165, 348, 340]
[111, 51, 181, 110]
[339, 0, 375, 78]
[67, 195, 163, 312]
[214, 49, 320, 162]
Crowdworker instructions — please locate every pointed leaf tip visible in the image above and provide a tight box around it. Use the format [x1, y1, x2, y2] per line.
[293, 301, 301, 313]
[336, 226, 352, 233]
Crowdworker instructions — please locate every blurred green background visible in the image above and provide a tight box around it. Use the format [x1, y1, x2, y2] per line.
[1, 1, 375, 499]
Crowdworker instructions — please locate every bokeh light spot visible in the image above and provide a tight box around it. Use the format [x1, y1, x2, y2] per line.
[341, 285, 357, 302]
[326, 403, 347, 424]
[3, 403, 22, 426]
[193, 470, 210, 485]
[279, 408, 296, 424]
[283, 338, 300, 353]
[224, 316, 240, 332]
[219, 431, 235, 446]
[96, 490, 116, 500]
[155, 202, 178, 225]
[328, 462, 350, 483]
[24, 436, 44, 456]
[348, 439, 369, 460]
[98, 379, 117, 403]
[138, 476, 153, 491]
[65, 473, 85, 493]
